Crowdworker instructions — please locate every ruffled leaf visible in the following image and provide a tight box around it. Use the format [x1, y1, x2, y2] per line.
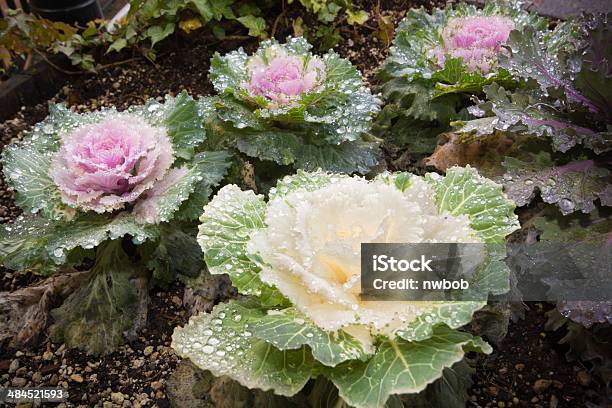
[426, 166, 520, 242]
[499, 26, 599, 113]
[251, 307, 368, 367]
[296, 141, 380, 174]
[133, 92, 207, 160]
[469, 84, 610, 153]
[502, 154, 611, 214]
[47, 212, 157, 264]
[0, 212, 157, 274]
[328, 326, 491, 408]
[133, 151, 231, 224]
[172, 300, 316, 396]
[396, 301, 485, 342]
[268, 170, 335, 199]
[197, 185, 278, 298]
[0, 216, 60, 274]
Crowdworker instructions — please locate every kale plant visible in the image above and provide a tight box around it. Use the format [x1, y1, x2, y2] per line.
[377, 1, 547, 157]
[200, 37, 382, 179]
[0, 93, 231, 354]
[172, 167, 519, 407]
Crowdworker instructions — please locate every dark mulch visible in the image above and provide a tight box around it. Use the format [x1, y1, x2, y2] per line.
[0, 1, 607, 407]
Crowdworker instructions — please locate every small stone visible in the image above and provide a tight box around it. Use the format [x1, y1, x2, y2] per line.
[50, 374, 59, 385]
[550, 395, 559, 408]
[42, 351, 54, 361]
[577, 370, 592, 386]
[533, 379, 552, 393]
[32, 372, 42, 383]
[16, 367, 27, 376]
[531, 397, 539, 403]
[9, 359, 19, 373]
[143, 346, 154, 356]
[512, 397, 519, 404]
[498, 402, 506, 408]
[70, 374, 84, 383]
[103, 402, 113, 408]
[488, 386, 499, 397]
[552, 380, 563, 389]
[514, 363, 525, 371]
[171, 295, 182, 306]
[12, 377, 27, 387]
[111, 392, 125, 404]
[151, 380, 163, 390]
[15, 351, 24, 357]
[112, 82, 121, 89]
[132, 359, 145, 369]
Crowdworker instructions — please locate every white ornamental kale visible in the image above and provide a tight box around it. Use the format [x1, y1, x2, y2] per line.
[202, 37, 382, 174]
[0, 91, 230, 273]
[172, 167, 519, 407]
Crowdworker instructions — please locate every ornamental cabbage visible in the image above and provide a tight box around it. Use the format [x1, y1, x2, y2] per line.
[376, 2, 548, 157]
[432, 16, 515, 73]
[245, 50, 326, 108]
[0, 92, 231, 354]
[202, 37, 382, 175]
[49, 115, 173, 213]
[172, 167, 519, 408]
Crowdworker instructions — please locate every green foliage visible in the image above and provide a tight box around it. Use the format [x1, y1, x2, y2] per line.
[204, 37, 382, 175]
[452, 14, 612, 215]
[376, 1, 548, 158]
[176, 168, 519, 406]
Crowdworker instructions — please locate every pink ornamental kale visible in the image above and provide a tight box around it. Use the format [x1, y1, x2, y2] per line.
[432, 16, 515, 73]
[245, 50, 326, 107]
[49, 115, 173, 213]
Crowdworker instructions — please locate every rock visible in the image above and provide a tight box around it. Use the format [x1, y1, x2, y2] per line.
[12, 377, 27, 387]
[32, 372, 42, 383]
[151, 380, 164, 390]
[103, 402, 113, 408]
[533, 379, 552, 393]
[9, 359, 19, 373]
[70, 374, 84, 383]
[132, 359, 145, 369]
[42, 351, 54, 361]
[16, 367, 27, 376]
[171, 295, 182, 306]
[15, 351, 24, 357]
[50, 374, 59, 386]
[488, 386, 499, 396]
[111, 392, 125, 404]
[40, 364, 60, 375]
[550, 394, 559, 408]
[577, 370, 592, 386]
[0, 360, 11, 371]
[143, 346, 154, 356]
